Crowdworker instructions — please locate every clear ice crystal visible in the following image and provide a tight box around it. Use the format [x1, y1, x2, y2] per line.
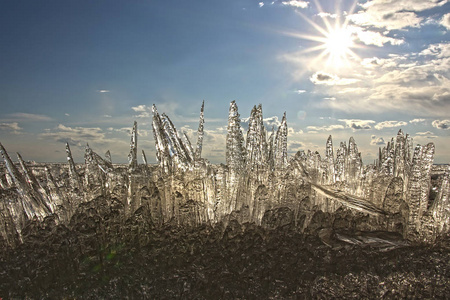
[0, 102, 449, 249]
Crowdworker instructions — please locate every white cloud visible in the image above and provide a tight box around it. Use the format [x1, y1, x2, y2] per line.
[347, 0, 447, 30]
[350, 26, 404, 47]
[321, 44, 450, 117]
[409, 118, 426, 124]
[419, 43, 450, 58]
[0, 122, 22, 133]
[441, 12, 450, 30]
[317, 12, 337, 19]
[131, 105, 149, 112]
[310, 71, 359, 85]
[370, 135, 386, 145]
[98, 90, 110, 93]
[131, 105, 151, 118]
[307, 124, 345, 132]
[103, 115, 112, 118]
[323, 97, 336, 101]
[65, 113, 70, 116]
[338, 119, 375, 131]
[263, 116, 282, 127]
[432, 119, 450, 130]
[281, 1, 309, 8]
[296, 89, 306, 94]
[259, 2, 264, 7]
[374, 120, 408, 130]
[41, 124, 106, 146]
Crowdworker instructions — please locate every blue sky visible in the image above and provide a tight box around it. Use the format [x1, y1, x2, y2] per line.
[0, 0, 449, 164]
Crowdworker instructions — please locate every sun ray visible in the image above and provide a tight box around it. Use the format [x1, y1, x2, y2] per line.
[313, 0, 333, 33]
[283, 0, 364, 70]
[342, 0, 360, 28]
[294, 10, 330, 37]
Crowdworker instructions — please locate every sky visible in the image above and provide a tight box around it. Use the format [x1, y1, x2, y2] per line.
[0, 0, 449, 164]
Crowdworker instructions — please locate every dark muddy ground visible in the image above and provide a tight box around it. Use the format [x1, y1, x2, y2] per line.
[1, 197, 449, 299]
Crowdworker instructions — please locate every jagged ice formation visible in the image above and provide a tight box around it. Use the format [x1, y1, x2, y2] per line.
[0, 101, 449, 250]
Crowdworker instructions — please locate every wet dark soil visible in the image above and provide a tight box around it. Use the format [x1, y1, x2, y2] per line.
[1, 197, 449, 299]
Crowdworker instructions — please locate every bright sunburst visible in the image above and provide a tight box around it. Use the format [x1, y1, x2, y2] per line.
[283, 1, 361, 69]
[323, 26, 354, 66]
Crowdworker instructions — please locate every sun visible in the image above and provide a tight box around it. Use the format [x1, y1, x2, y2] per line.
[281, 1, 361, 69]
[323, 26, 355, 67]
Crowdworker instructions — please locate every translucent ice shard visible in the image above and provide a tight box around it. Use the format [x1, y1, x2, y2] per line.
[347, 137, 362, 183]
[17, 152, 40, 191]
[406, 143, 435, 237]
[65, 143, 82, 189]
[274, 112, 287, 171]
[0, 143, 50, 220]
[195, 100, 205, 161]
[141, 149, 148, 165]
[105, 150, 112, 164]
[128, 121, 138, 172]
[225, 101, 245, 212]
[430, 167, 450, 233]
[267, 126, 275, 171]
[394, 129, 406, 178]
[335, 142, 347, 182]
[160, 112, 193, 170]
[226, 101, 245, 173]
[152, 104, 170, 172]
[245, 104, 268, 172]
[324, 135, 335, 184]
[0, 101, 449, 248]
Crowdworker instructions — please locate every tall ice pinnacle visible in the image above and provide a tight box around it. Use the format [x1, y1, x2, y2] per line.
[226, 101, 245, 172]
[128, 121, 138, 172]
[324, 135, 335, 184]
[66, 143, 82, 188]
[194, 100, 205, 161]
[245, 104, 267, 171]
[274, 112, 288, 170]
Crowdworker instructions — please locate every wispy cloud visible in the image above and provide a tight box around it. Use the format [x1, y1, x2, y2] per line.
[259, 2, 264, 8]
[415, 131, 438, 139]
[296, 89, 306, 94]
[338, 119, 375, 131]
[5, 112, 53, 122]
[374, 120, 408, 130]
[306, 124, 344, 132]
[98, 90, 110, 93]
